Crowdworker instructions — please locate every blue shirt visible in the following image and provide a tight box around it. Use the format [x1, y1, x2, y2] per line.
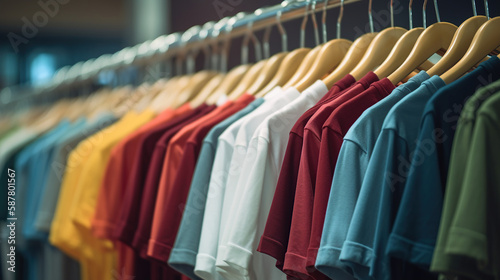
[168, 99, 264, 279]
[315, 71, 430, 280]
[387, 57, 500, 268]
[342, 76, 446, 280]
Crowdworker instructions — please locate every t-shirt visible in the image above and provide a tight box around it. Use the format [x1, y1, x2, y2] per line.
[431, 85, 500, 279]
[258, 75, 356, 270]
[131, 105, 215, 259]
[218, 80, 329, 280]
[387, 57, 500, 271]
[284, 72, 379, 279]
[316, 71, 429, 280]
[341, 76, 446, 280]
[168, 99, 264, 280]
[147, 94, 254, 266]
[112, 105, 203, 245]
[445, 91, 500, 279]
[194, 87, 295, 280]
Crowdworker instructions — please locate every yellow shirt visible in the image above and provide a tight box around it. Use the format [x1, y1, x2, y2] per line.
[49, 110, 156, 280]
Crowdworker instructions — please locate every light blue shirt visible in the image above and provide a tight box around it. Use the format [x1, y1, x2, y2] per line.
[316, 71, 430, 280]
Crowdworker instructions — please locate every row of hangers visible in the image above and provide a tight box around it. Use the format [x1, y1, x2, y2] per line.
[4, 0, 500, 136]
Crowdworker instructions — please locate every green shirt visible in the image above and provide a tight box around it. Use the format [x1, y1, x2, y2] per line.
[431, 84, 500, 280]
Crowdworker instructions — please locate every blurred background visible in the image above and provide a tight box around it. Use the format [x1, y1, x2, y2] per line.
[0, 0, 499, 90]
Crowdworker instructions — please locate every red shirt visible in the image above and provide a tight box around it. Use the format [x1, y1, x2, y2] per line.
[114, 104, 210, 245]
[306, 78, 394, 274]
[284, 72, 379, 280]
[147, 94, 255, 265]
[257, 74, 356, 271]
[131, 105, 215, 258]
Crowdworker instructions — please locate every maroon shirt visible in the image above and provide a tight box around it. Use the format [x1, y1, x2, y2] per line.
[257, 74, 356, 270]
[131, 104, 216, 259]
[114, 104, 211, 245]
[147, 94, 254, 265]
[284, 72, 379, 280]
[306, 78, 395, 274]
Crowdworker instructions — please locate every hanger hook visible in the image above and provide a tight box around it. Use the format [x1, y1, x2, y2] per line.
[390, 0, 394, 28]
[276, 10, 288, 52]
[310, 0, 320, 46]
[263, 26, 272, 59]
[409, 0, 413, 29]
[471, 0, 477, 16]
[433, 0, 441, 22]
[321, 0, 328, 43]
[484, 0, 490, 20]
[337, 0, 344, 38]
[300, 1, 310, 47]
[368, 0, 374, 32]
[241, 19, 262, 64]
[423, 0, 427, 28]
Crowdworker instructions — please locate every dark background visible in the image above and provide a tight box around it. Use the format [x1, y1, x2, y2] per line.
[0, 0, 498, 90]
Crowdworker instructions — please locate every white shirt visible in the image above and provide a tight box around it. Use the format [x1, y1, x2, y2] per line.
[218, 80, 329, 280]
[195, 86, 297, 280]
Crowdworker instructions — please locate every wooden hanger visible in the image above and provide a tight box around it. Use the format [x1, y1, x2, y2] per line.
[440, 17, 500, 84]
[373, 27, 424, 78]
[255, 48, 310, 98]
[206, 64, 251, 104]
[295, 39, 352, 92]
[323, 33, 378, 88]
[427, 16, 488, 76]
[190, 73, 226, 107]
[246, 52, 287, 95]
[388, 22, 457, 84]
[171, 70, 219, 108]
[226, 60, 267, 100]
[282, 45, 322, 89]
[349, 27, 407, 80]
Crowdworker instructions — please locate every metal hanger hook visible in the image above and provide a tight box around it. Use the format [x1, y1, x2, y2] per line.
[433, 0, 441, 22]
[390, 0, 394, 28]
[321, 0, 328, 43]
[276, 10, 288, 51]
[300, 1, 310, 47]
[409, 0, 413, 29]
[423, 0, 428, 28]
[484, 0, 490, 20]
[368, 0, 374, 32]
[337, 0, 344, 38]
[310, 0, 320, 46]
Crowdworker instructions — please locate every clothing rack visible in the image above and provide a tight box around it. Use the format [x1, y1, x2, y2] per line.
[0, 0, 360, 110]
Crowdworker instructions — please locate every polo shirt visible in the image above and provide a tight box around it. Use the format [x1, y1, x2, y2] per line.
[316, 71, 429, 279]
[258, 74, 356, 270]
[431, 87, 500, 279]
[194, 87, 294, 280]
[91, 106, 187, 240]
[219, 80, 329, 280]
[113, 104, 205, 245]
[131, 105, 215, 259]
[387, 57, 500, 270]
[284, 72, 379, 279]
[444, 91, 500, 279]
[168, 99, 264, 280]
[341, 76, 446, 280]
[147, 94, 255, 266]
[35, 113, 117, 233]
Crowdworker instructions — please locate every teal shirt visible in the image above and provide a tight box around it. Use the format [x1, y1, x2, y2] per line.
[168, 99, 264, 279]
[316, 71, 430, 280]
[342, 76, 446, 280]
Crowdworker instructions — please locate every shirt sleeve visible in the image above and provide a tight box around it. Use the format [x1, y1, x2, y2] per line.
[283, 129, 321, 279]
[386, 113, 445, 267]
[445, 112, 498, 278]
[258, 133, 302, 270]
[307, 127, 345, 273]
[315, 140, 368, 280]
[341, 129, 408, 280]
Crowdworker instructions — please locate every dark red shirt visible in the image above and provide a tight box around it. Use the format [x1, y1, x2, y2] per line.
[146, 94, 255, 265]
[257, 74, 356, 271]
[306, 77, 395, 275]
[131, 104, 215, 259]
[284, 72, 379, 280]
